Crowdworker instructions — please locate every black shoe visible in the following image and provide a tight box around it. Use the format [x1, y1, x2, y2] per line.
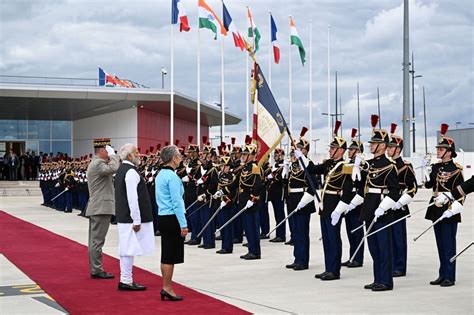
[430, 277, 445, 285]
[186, 239, 200, 245]
[118, 282, 147, 291]
[215, 235, 222, 240]
[91, 272, 114, 279]
[393, 270, 406, 277]
[320, 272, 340, 281]
[160, 289, 183, 301]
[240, 253, 250, 259]
[341, 260, 350, 267]
[233, 239, 243, 244]
[270, 237, 285, 243]
[216, 249, 232, 254]
[243, 253, 261, 260]
[242, 243, 248, 247]
[200, 244, 215, 249]
[364, 283, 377, 289]
[284, 240, 294, 246]
[347, 261, 363, 268]
[440, 279, 455, 287]
[314, 272, 328, 279]
[110, 221, 117, 225]
[154, 231, 161, 236]
[286, 263, 297, 269]
[371, 284, 393, 291]
[293, 264, 309, 271]
[260, 234, 270, 240]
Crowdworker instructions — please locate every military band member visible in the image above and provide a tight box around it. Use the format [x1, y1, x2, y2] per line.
[349, 115, 399, 291]
[424, 124, 464, 287]
[340, 128, 365, 268]
[386, 123, 418, 277]
[267, 148, 287, 243]
[287, 127, 318, 271]
[238, 140, 262, 260]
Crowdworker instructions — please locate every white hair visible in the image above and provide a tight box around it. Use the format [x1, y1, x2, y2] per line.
[119, 143, 136, 161]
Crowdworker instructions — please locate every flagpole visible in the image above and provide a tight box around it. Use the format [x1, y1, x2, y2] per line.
[246, 55, 249, 135]
[170, 22, 175, 144]
[309, 19, 313, 158]
[268, 11, 272, 89]
[327, 24, 331, 147]
[197, 21, 201, 147]
[289, 15, 292, 137]
[221, 31, 225, 142]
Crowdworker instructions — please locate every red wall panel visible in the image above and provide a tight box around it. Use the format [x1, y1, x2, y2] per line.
[137, 108, 208, 153]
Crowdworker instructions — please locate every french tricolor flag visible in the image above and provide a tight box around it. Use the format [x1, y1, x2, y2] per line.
[222, 3, 245, 51]
[171, 0, 190, 32]
[270, 14, 280, 64]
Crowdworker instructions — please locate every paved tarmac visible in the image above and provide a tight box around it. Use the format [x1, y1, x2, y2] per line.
[1, 189, 473, 314]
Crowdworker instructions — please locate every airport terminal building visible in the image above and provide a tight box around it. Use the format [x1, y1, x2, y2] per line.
[0, 80, 240, 157]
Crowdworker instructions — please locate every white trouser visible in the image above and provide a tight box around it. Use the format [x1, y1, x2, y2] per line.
[119, 256, 134, 284]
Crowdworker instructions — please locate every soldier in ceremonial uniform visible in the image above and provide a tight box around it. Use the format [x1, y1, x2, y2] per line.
[267, 148, 287, 243]
[424, 124, 464, 287]
[287, 127, 318, 271]
[182, 137, 201, 245]
[349, 115, 399, 291]
[386, 123, 418, 277]
[238, 140, 262, 260]
[340, 128, 365, 268]
[212, 154, 238, 254]
[258, 160, 271, 239]
[230, 139, 244, 244]
[63, 161, 76, 213]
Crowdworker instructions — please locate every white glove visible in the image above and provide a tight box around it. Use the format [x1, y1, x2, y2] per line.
[374, 207, 385, 221]
[213, 190, 223, 198]
[294, 149, 304, 159]
[196, 177, 205, 185]
[393, 201, 403, 210]
[55, 182, 60, 188]
[105, 145, 115, 156]
[200, 166, 207, 176]
[296, 192, 314, 210]
[197, 194, 206, 202]
[148, 177, 153, 183]
[186, 165, 192, 174]
[421, 158, 430, 168]
[354, 155, 363, 168]
[435, 192, 452, 206]
[245, 200, 255, 209]
[219, 200, 228, 209]
[348, 194, 364, 213]
[448, 200, 463, 215]
[267, 173, 273, 180]
[351, 165, 361, 182]
[441, 210, 454, 219]
[331, 201, 349, 226]
[282, 160, 290, 178]
[181, 176, 190, 183]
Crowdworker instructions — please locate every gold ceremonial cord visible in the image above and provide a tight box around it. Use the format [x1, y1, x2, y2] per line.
[364, 163, 395, 192]
[321, 161, 345, 200]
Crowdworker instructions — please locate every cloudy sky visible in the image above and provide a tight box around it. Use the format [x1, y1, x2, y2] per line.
[1, 0, 472, 155]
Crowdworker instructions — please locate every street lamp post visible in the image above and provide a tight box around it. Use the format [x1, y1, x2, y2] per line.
[410, 53, 422, 153]
[161, 67, 167, 89]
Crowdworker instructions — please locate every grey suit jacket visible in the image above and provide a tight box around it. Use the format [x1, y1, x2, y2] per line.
[86, 155, 120, 216]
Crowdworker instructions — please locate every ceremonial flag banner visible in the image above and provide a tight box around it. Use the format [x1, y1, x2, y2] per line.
[198, 0, 227, 39]
[171, 0, 190, 32]
[252, 63, 287, 166]
[223, 3, 245, 51]
[98, 67, 134, 88]
[247, 7, 261, 53]
[290, 17, 305, 65]
[270, 14, 280, 64]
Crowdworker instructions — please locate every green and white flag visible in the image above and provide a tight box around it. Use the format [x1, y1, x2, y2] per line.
[290, 17, 305, 65]
[247, 6, 261, 53]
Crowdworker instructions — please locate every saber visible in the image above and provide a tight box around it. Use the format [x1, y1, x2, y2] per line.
[51, 187, 68, 202]
[349, 217, 376, 263]
[185, 199, 199, 212]
[187, 200, 210, 218]
[366, 204, 431, 238]
[266, 208, 300, 237]
[351, 222, 365, 234]
[450, 242, 474, 263]
[413, 216, 444, 242]
[215, 205, 248, 235]
[196, 204, 225, 238]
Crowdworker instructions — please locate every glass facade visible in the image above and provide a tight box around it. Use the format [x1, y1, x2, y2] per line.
[0, 120, 71, 155]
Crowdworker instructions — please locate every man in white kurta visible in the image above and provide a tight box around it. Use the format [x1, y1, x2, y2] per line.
[115, 144, 155, 291]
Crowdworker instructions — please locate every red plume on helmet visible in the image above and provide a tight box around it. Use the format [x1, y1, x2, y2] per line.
[440, 123, 449, 136]
[145, 150, 149, 155]
[220, 141, 225, 147]
[333, 121, 341, 137]
[371, 115, 379, 129]
[156, 144, 161, 151]
[188, 136, 193, 143]
[231, 137, 236, 145]
[300, 127, 308, 138]
[164, 142, 169, 146]
[149, 146, 154, 153]
[390, 123, 397, 135]
[351, 128, 357, 139]
[202, 136, 208, 145]
[137, 147, 141, 153]
[175, 139, 180, 146]
[244, 135, 251, 145]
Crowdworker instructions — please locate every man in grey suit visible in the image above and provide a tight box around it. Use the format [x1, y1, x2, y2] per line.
[86, 139, 120, 279]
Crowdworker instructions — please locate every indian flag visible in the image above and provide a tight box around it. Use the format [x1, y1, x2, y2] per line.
[247, 6, 261, 53]
[290, 16, 305, 65]
[198, 0, 227, 39]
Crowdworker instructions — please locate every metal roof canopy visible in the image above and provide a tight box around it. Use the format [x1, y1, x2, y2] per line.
[0, 84, 240, 127]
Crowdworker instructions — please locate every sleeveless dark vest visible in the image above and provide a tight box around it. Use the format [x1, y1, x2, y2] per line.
[115, 163, 153, 223]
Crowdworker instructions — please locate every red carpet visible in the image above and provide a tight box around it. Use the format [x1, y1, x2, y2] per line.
[0, 211, 250, 315]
